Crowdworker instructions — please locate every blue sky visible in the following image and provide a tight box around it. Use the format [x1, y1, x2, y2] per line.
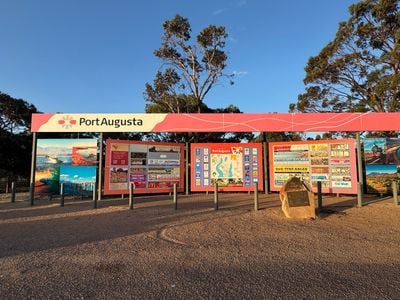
[0, 0, 356, 114]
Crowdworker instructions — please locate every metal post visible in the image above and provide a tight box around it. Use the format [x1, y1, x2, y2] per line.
[129, 182, 134, 210]
[357, 182, 363, 208]
[60, 183, 64, 207]
[356, 133, 364, 186]
[5, 182, 9, 194]
[97, 132, 103, 201]
[214, 182, 219, 210]
[173, 183, 177, 210]
[185, 142, 189, 195]
[317, 181, 322, 214]
[92, 183, 97, 208]
[392, 181, 398, 206]
[29, 132, 37, 206]
[356, 134, 364, 208]
[80, 183, 84, 200]
[11, 182, 16, 203]
[263, 139, 269, 194]
[254, 182, 259, 211]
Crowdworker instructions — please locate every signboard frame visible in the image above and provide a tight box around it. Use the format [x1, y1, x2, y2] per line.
[104, 140, 185, 195]
[191, 143, 264, 192]
[269, 139, 357, 194]
[35, 138, 98, 195]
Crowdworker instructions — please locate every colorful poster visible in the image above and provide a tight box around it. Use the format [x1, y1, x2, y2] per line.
[364, 138, 400, 193]
[269, 139, 357, 194]
[59, 166, 97, 194]
[191, 143, 264, 192]
[35, 138, 98, 195]
[104, 140, 184, 194]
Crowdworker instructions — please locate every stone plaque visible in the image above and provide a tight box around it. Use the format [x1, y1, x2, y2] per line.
[279, 176, 315, 219]
[287, 191, 310, 207]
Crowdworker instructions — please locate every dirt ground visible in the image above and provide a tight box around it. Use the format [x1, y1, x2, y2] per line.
[0, 192, 399, 299]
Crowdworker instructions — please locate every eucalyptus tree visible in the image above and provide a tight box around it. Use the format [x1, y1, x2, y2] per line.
[144, 15, 253, 142]
[290, 0, 400, 113]
[145, 14, 233, 114]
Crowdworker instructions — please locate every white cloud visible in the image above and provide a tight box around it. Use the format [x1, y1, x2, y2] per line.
[212, 0, 246, 16]
[233, 70, 249, 76]
[229, 36, 238, 43]
[212, 8, 226, 15]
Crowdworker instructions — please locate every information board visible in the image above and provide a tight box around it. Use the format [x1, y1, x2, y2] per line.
[269, 139, 357, 194]
[35, 138, 98, 195]
[191, 143, 263, 192]
[363, 138, 400, 194]
[104, 140, 184, 195]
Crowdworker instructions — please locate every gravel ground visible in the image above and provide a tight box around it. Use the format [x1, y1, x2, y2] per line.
[0, 192, 399, 299]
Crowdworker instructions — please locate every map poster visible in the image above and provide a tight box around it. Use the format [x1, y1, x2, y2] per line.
[269, 139, 357, 194]
[35, 138, 98, 195]
[190, 143, 264, 192]
[104, 140, 184, 194]
[363, 138, 400, 193]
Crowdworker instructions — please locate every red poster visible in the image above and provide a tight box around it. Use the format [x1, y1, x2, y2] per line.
[104, 140, 184, 195]
[111, 151, 129, 165]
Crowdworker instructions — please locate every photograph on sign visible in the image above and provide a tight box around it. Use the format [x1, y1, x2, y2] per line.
[363, 138, 400, 193]
[59, 165, 97, 194]
[35, 138, 98, 195]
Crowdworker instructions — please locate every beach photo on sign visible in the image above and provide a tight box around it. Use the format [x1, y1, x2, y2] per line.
[59, 166, 96, 194]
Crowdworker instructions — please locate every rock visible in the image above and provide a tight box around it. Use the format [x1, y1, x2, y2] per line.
[279, 177, 315, 219]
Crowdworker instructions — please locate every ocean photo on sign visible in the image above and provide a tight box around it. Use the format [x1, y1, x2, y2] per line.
[35, 138, 98, 194]
[59, 165, 97, 194]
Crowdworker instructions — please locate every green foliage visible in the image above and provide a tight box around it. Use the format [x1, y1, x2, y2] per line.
[253, 132, 303, 142]
[0, 92, 38, 178]
[0, 92, 37, 134]
[291, 0, 400, 113]
[145, 14, 251, 143]
[145, 14, 233, 114]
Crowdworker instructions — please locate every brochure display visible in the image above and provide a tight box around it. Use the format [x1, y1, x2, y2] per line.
[363, 138, 400, 193]
[191, 143, 263, 192]
[35, 139, 98, 195]
[104, 140, 184, 195]
[269, 139, 357, 194]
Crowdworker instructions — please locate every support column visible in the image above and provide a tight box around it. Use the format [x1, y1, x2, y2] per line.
[29, 132, 37, 206]
[263, 135, 269, 194]
[98, 133, 103, 201]
[356, 133, 363, 207]
[185, 142, 189, 195]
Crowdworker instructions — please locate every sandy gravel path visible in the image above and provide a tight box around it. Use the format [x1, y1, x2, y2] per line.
[0, 193, 399, 299]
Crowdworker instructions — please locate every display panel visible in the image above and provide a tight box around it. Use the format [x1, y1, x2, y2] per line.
[269, 139, 357, 194]
[191, 143, 264, 192]
[363, 138, 400, 194]
[35, 138, 98, 195]
[104, 140, 184, 194]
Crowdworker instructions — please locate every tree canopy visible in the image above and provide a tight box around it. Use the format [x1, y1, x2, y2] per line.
[290, 0, 400, 113]
[144, 14, 253, 142]
[0, 92, 38, 178]
[0, 92, 37, 134]
[144, 14, 233, 114]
